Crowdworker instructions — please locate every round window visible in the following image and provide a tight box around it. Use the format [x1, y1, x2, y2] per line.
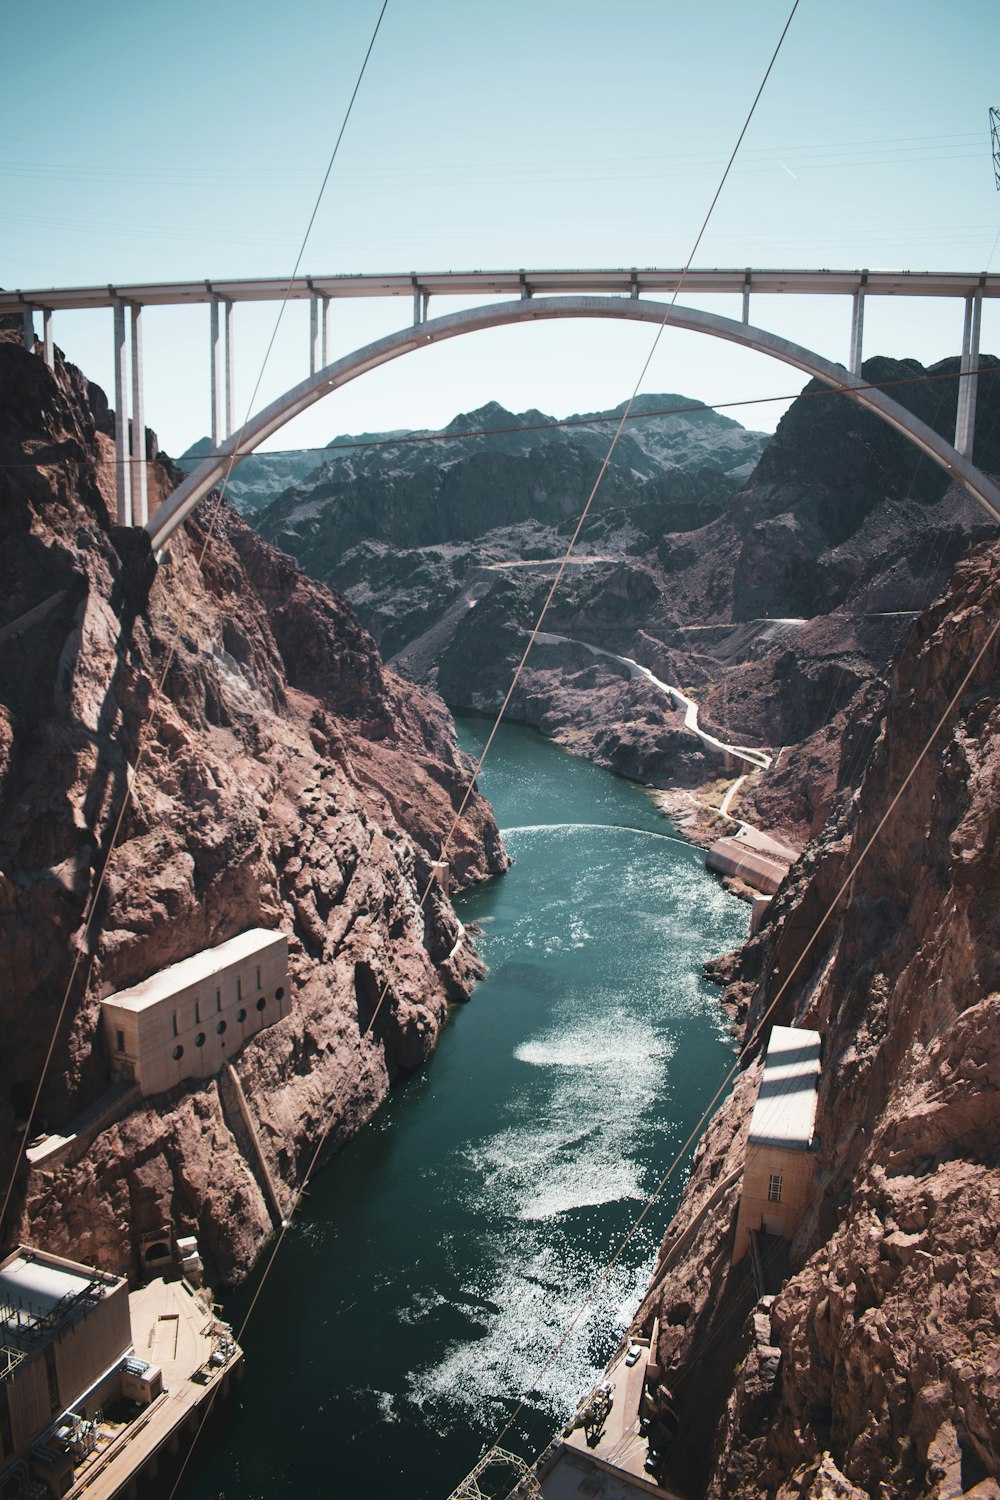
[256, 997, 266, 1012]
[275, 986, 285, 1002]
[237, 1008, 247, 1023]
[217, 1020, 227, 1036]
[195, 1032, 206, 1048]
[172, 1045, 184, 1061]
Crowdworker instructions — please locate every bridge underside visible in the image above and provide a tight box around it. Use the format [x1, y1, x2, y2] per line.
[146, 296, 1000, 550]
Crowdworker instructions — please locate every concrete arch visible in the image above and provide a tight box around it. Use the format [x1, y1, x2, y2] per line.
[147, 295, 1000, 549]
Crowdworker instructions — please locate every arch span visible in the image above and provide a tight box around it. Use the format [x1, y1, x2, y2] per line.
[147, 296, 1000, 549]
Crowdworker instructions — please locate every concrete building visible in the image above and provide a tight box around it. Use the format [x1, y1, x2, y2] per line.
[0, 1247, 242, 1499]
[734, 1025, 822, 1263]
[0, 1249, 134, 1493]
[101, 929, 289, 1097]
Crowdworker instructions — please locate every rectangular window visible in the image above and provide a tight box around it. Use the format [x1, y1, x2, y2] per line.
[767, 1173, 783, 1204]
[0, 1382, 12, 1460]
[216, 987, 222, 1013]
[45, 1346, 59, 1414]
[195, 999, 201, 1024]
[172, 1012, 178, 1038]
[116, 1029, 125, 1054]
[256, 966, 262, 991]
[237, 976, 242, 1001]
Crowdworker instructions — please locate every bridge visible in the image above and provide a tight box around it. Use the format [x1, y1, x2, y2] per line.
[4, 266, 999, 542]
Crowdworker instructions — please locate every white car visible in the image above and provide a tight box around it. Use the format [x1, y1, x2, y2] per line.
[625, 1343, 644, 1367]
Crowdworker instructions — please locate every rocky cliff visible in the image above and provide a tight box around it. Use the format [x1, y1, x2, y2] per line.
[635, 538, 1000, 1499]
[0, 330, 506, 1286]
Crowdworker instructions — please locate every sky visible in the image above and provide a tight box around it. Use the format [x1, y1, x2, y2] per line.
[3, 0, 1000, 458]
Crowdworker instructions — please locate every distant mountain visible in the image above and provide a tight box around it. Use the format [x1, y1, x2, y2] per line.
[251, 395, 769, 571]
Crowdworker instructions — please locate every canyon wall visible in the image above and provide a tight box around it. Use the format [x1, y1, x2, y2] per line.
[0, 331, 506, 1285]
[638, 538, 1000, 1499]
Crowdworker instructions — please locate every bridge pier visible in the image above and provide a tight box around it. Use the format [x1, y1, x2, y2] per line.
[42, 309, 54, 370]
[111, 301, 148, 526]
[955, 290, 982, 458]
[742, 270, 751, 325]
[21, 305, 34, 354]
[130, 304, 148, 526]
[849, 276, 867, 375]
[310, 292, 320, 375]
[210, 296, 222, 448]
[225, 297, 234, 438]
[113, 300, 129, 525]
[321, 294, 329, 366]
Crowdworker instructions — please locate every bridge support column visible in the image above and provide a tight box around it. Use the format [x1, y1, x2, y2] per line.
[412, 288, 422, 326]
[130, 305, 148, 527]
[42, 309, 54, 370]
[210, 297, 223, 449]
[21, 305, 35, 352]
[113, 300, 129, 525]
[224, 298, 234, 438]
[955, 290, 982, 459]
[742, 270, 751, 325]
[309, 292, 320, 376]
[321, 296, 329, 366]
[849, 286, 866, 375]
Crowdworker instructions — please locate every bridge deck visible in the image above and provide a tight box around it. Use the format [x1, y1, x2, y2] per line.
[4, 266, 999, 311]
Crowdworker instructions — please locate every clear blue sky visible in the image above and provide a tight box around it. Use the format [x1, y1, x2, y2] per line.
[3, 0, 999, 455]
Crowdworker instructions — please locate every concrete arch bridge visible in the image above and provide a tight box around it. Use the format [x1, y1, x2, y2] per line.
[3, 267, 998, 544]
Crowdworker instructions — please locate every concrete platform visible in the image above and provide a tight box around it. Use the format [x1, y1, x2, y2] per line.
[63, 1278, 241, 1500]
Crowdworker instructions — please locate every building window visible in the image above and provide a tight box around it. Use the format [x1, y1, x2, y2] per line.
[767, 1173, 784, 1203]
[195, 999, 201, 1024]
[237, 1008, 247, 1024]
[116, 1029, 125, 1054]
[217, 1020, 227, 1036]
[256, 997, 266, 1013]
[45, 1346, 59, 1414]
[237, 976, 243, 1001]
[172, 1045, 184, 1061]
[275, 986, 285, 1002]
[195, 1032, 206, 1048]
[256, 966, 262, 990]
[216, 987, 222, 1013]
[172, 1012, 178, 1038]
[0, 1382, 12, 1460]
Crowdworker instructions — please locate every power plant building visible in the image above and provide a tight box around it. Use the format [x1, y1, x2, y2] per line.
[734, 1024, 822, 1263]
[101, 929, 289, 1098]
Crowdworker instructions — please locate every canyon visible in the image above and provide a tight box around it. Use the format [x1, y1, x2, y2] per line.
[0, 322, 506, 1287]
[2, 317, 999, 1500]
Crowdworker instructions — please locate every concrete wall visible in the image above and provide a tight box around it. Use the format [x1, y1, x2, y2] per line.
[733, 1142, 816, 1263]
[102, 934, 289, 1098]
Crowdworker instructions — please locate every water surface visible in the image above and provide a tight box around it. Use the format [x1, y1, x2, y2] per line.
[183, 718, 747, 1499]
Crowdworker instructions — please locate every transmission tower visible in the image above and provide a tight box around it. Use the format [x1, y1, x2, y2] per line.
[992, 106, 1000, 190]
[445, 1447, 544, 1500]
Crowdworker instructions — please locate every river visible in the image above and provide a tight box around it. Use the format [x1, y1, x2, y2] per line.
[182, 717, 748, 1500]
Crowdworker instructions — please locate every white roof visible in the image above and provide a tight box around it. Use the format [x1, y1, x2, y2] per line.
[102, 928, 285, 1014]
[0, 1252, 108, 1319]
[748, 1024, 821, 1151]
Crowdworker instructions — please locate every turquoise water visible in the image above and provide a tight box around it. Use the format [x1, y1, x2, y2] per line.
[182, 718, 747, 1500]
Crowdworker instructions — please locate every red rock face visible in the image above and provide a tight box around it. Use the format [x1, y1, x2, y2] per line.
[641, 542, 1000, 1498]
[0, 337, 506, 1285]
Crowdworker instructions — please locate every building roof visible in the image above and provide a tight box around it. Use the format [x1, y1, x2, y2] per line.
[748, 1024, 821, 1151]
[0, 1249, 123, 1358]
[101, 928, 285, 1014]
